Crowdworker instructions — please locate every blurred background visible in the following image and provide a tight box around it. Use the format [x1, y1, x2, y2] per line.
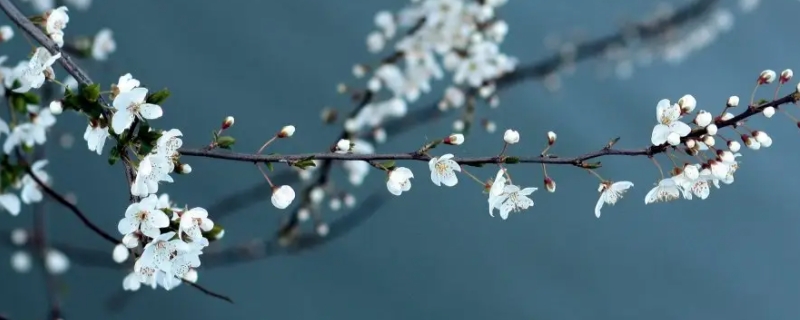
[3, 0, 800, 319]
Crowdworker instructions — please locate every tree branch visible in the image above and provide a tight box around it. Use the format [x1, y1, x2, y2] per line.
[179, 91, 797, 168]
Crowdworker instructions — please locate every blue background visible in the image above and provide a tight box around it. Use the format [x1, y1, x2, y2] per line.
[2, 0, 799, 319]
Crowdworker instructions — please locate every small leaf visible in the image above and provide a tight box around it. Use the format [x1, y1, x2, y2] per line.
[108, 147, 120, 165]
[80, 83, 101, 102]
[22, 92, 40, 105]
[216, 136, 236, 149]
[266, 162, 274, 171]
[379, 160, 396, 170]
[504, 156, 520, 164]
[146, 88, 170, 105]
[202, 224, 225, 242]
[11, 94, 26, 113]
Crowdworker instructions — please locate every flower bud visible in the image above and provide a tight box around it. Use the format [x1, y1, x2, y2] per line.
[758, 69, 776, 85]
[727, 96, 739, 108]
[121, 233, 140, 248]
[678, 94, 696, 113]
[178, 163, 192, 174]
[705, 123, 718, 136]
[444, 133, 465, 145]
[716, 150, 735, 163]
[452, 120, 465, 132]
[183, 269, 198, 283]
[702, 135, 715, 147]
[297, 207, 311, 221]
[222, 116, 234, 129]
[344, 194, 356, 208]
[684, 138, 696, 149]
[547, 131, 557, 145]
[112, 244, 129, 263]
[373, 128, 387, 144]
[780, 69, 793, 84]
[503, 129, 519, 144]
[762, 106, 775, 118]
[694, 110, 712, 127]
[352, 64, 366, 78]
[335, 139, 351, 153]
[741, 134, 760, 150]
[309, 187, 325, 204]
[271, 185, 296, 209]
[683, 164, 699, 180]
[329, 198, 342, 211]
[752, 131, 772, 147]
[544, 177, 556, 193]
[10, 228, 27, 246]
[278, 125, 295, 138]
[727, 140, 741, 152]
[720, 112, 734, 121]
[316, 223, 330, 237]
[49, 100, 63, 115]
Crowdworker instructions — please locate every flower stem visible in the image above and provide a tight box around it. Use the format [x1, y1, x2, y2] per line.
[256, 135, 277, 155]
[255, 163, 274, 187]
[459, 165, 485, 186]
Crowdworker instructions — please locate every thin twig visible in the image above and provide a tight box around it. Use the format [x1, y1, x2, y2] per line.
[16, 149, 121, 245]
[178, 91, 797, 167]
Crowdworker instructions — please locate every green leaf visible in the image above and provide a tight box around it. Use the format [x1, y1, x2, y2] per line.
[379, 160, 396, 170]
[216, 136, 236, 149]
[293, 156, 317, 170]
[80, 83, 101, 102]
[108, 147, 120, 165]
[22, 92, 40, 105]
[146, 88, 170, 105]
[202, 224, 226, 242]
[266, 162, 274, 171]
[11, 94, 26, 113]
[504, 156, 520, 164]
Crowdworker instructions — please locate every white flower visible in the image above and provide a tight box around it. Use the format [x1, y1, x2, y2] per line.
[130, 153, 173, 197]
[155, 128, 182, 157]
[114, 73, 140, 94]
[279, 125, 295, 138]
[13, 47, 60, 93]
[48, 100, 62, 114]
[271, 185, 295, 209]
[488, 181, 537, 220]
[677, 94, 696, 113]
[11, 251, 31, 273]
[122, 271, 141, 291]
[595, 181, 634, 218]
[651, 99, 691, 146]
[503, 129, 519, 144]
[758, 69, 776, 84]
[762, 106, 776, 118]
[45, 6, 69, 35]
[428, 153, 460, 187]
[178, 207, 213, 245]
[644, 178, 681, 204]
[444, 133, 464, 146]
[20, 160, 49, 204]
[694, 110, 712, 127]
[83, 119, 109, 155]
[0, 193, 21, 216]
[673, 167, 713, 200]
[3, 108, 56, 153]
[335, 139, 351, 153]
[111, 87, 163, 134]
[91, 28, 115, 61]
[727, 96, 739, 107]
[0, 25, 13, 41]
[547, 131, 557, 145]
[118, 194, 170, 238]
[112, 244, 129, 263]
[386, 167, 413, 196]
[44, 249, 69, 274]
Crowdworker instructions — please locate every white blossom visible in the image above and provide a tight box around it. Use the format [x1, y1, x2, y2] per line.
[111, 87, 163, 134]
[118, 194, 170, 238]
[13, 47, 60, 93]
[595, 181, 634, 218]
[651, 99, 691, 146]
[644, 178, 681, 204]
[428, 153, 460, 187]
[487, 169, 537, 220]
[271, 185, 295, 209]
[386, 167, 413, 196]
[91, 28, 115, 61]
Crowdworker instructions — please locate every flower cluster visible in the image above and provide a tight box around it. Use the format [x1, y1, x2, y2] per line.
[117, 194, 211, 291]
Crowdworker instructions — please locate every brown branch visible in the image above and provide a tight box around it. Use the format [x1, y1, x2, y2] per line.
[16, 149, 121, 245]
[179, 91, 798, 168]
